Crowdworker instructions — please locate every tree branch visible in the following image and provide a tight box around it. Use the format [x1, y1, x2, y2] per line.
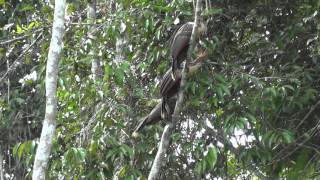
[148, 1, 203, 179]
[32, 0, 66, 179]
[296, 98, 320, 129]
[0, 31, 44, 82]
[208, 128, 268, 180]
[0, 28, 44, 47]
[0, 146, 3, 180]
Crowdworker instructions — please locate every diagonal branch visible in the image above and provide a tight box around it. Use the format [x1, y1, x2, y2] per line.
[296, 98, 320, 130]
[207, 128, 268, 180]
[0, 28, 44, 47]
[148, 1, 203, 179]
[0, 31, 44, 82]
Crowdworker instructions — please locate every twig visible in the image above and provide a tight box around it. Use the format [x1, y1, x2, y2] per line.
[296, 99, 320, 130]
[269, 118, 320, 165]
[0, 31, 43, 82]
[147, 1, 203, 179]
[209, 128, 269, 180]
[7, 59, 10, 104]
[0, 28, 44, 47]
[0, 146, 3, 180]
[78, 102, 105, 146]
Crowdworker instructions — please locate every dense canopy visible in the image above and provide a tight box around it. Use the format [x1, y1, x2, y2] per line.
[0, 0, 319, 179]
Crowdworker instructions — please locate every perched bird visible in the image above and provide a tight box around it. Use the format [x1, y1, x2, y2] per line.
[170, 21, 207, 79]
[131, 21, 208, 136]
[132, 97, 177, 137]
[160, 52, 208, 119]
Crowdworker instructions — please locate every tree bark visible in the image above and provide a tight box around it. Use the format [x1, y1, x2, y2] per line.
[114, 1, 128, 64]
[32, 0, 66, 179]
[113, 1, 130, 179]
[87, 0, 103, 83]
[0, 146, 3, 180]
[115, 33, 128, 64]
[148, 1, 203, 179]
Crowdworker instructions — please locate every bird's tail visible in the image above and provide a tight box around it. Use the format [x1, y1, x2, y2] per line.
[161, 97, 173, 121]
[132, 116, 148, 138]
[161, 98, 166, 119]
[171, 58, 178, 80]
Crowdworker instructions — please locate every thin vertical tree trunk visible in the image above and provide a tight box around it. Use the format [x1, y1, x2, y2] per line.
[0, 146, 3, 180]
[77, 0, 104, 147]
[112, 1, 130, 179]
[87, 0, 103, 83]
[114, 1, 128, 64]
[115, 33, 128, 63]
[148, 1, 203, 179]
[32, 0, 66, 179]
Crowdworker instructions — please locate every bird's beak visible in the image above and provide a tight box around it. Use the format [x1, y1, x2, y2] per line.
[198, 21, 208, 35]
[132, 132, 140, 138]
[171, 73, 176, 81]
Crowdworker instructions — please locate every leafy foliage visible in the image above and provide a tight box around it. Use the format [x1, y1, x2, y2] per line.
[0, 0, 320, 179]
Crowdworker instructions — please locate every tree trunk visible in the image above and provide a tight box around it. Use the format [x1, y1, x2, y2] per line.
[0, 146, 3, 180]
[32, 0, 66, 179]
[114, 1, 128, 64]
[112, 1, 130, 179]
[87, 0, 103, 84]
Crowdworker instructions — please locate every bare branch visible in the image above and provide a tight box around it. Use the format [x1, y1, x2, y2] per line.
[0, 146, 4, 180]
[208, 128, 268, 180]
[296, 99, 320, 129]
[0, 28, 44, 47]
[0, 31, 44, 82]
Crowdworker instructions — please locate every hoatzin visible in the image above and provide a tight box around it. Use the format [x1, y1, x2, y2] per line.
[132, 53, 207, 136]
[160, 52, 207, 119]
[170, 21, 207, 79]
[132, 20, 207, 136]
[132, 97, 177, 137]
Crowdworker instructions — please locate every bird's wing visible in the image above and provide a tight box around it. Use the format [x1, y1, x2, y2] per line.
[170, 22, 194, 61]
[159, 68, 182, 98]
[133, 102, 162, 133]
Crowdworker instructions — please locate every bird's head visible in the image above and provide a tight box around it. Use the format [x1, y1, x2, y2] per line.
[132, 131, 140, 138]
[198, 21, 207, 35]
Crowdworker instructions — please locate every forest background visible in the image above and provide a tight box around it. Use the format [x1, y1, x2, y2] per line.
[0, 0, 320, 179]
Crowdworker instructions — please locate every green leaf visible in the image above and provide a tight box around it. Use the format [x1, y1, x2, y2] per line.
[18, 142, 25, 160]
[215, 74, 225, 83]
[246, 113, 256, 123]
[265, 87, 277, 97]
[206, 147, 218, 169]
[19, 5, 34, 11]
[16, 25, 24, 34]
[191, 82, 196, 94]
[202, 8, 223, 16]
[282, 130, 295, 144]
[119, 165, 128, 177]
[220, 84, 230, 96]
[76, 148, 86, 161]
[13, 143, 21, 158]
[283, 85, 295, 91]
[217, 87, 223, 99]
[288, 149, 311, 179]
[216, 108, 224, 117]
[195, 146, 218, 175]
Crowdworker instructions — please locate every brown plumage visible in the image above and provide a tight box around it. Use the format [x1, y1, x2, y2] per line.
[170, 22, 207, 78]
[170, 22, 194, 75]
[132, 97, 177, 136]
[160, 52, 208, 118]
[132, 21, 207, 136]
[159, 68, 181, 120]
